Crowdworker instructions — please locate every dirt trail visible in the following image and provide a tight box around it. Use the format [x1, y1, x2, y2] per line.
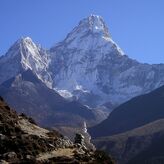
[36, 148, 75, 161]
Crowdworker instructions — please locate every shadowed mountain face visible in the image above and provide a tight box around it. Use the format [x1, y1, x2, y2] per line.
[89, 85, 164, 138]
[127, 132, 164, 164]
[93, 119, 164, 164]
[0, 70, 102, 127]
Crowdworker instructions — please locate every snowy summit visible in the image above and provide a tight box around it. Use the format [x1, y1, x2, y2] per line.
[62, 14, 114, 50]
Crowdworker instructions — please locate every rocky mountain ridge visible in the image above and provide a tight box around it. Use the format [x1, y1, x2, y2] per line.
[0, 37, 52, 88]
[0, 69, 104, 127]
[1, 15, 164, 109]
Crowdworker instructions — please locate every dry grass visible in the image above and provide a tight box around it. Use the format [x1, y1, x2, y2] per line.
[36, 148, 75, 161]
[18, 117, 49, 138]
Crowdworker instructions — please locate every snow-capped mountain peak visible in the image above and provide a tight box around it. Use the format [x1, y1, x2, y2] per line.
[13, 37, 34, 48]
[2, 15, 164, 111]
[49, 15, 127, 106]
[59, 15, 113, 51]
[4, 37, 36, 59]
[20, 36, 33, 44]
[78, 14, 110, 36]
[0, 37, 52, 87]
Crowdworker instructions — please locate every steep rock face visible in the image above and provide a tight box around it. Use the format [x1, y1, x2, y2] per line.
[49, 15, 127, 107]
[49, 15, 164, 107]
[0, 37, 52, 88]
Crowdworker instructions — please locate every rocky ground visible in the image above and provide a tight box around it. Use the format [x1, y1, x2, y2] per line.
[0, 96, 114, 163]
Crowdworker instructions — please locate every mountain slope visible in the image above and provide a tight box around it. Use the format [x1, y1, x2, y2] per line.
[93, 119, 164, 164]
[0, 70, 102, 127]
[89, 85, 164, 138]
[1, 15, 164, 110]
[49, 15, 164, 108]
[128, 131, 164, 164]
[0, 37, 52, 88]
[0, 97, 114, 163]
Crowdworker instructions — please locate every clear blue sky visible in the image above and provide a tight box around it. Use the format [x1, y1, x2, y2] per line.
[0, 0, 164, 64]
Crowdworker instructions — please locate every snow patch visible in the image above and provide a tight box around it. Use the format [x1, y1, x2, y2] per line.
[57, 89, 73, 98]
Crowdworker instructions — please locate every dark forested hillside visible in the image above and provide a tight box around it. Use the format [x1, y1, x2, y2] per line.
[89, 85, 164, 138]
